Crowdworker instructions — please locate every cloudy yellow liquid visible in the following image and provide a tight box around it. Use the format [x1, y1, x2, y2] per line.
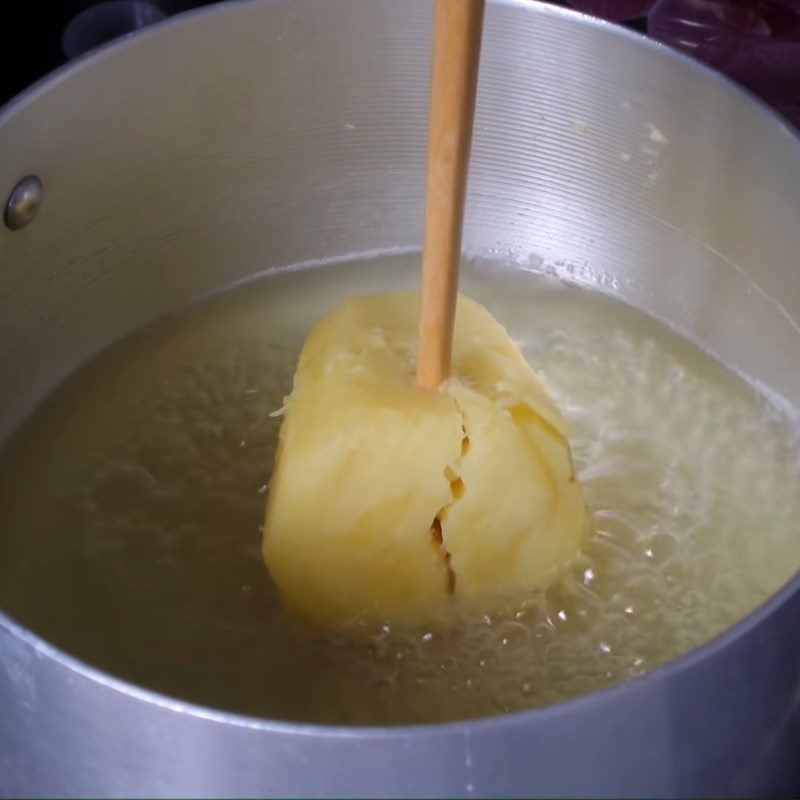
[0, 254, 798, 724]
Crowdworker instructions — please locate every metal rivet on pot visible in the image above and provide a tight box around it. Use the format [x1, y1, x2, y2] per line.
[4, 175, 44, 231]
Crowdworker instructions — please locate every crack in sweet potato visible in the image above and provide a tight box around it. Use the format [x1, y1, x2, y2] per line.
[428, 415, 470, 595]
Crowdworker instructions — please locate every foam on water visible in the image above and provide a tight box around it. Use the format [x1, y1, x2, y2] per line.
[0, 253, 798, 724]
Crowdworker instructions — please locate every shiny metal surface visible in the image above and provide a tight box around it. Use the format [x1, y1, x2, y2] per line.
[0, 0, 799, 796]
[3, 174, 43, 231]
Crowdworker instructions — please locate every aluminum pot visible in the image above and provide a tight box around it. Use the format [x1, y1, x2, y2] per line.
[1, 0, 799, 796]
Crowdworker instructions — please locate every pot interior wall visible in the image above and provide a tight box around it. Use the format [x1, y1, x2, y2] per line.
[1, 0, 799, 442]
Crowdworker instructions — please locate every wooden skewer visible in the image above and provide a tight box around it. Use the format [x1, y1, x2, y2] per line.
[417, 0, 485, 391]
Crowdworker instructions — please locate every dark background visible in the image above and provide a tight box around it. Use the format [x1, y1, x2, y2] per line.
[0, 1, 218, 106]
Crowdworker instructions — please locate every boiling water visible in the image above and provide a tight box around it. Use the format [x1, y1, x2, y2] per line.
[1, 254, 799, 724]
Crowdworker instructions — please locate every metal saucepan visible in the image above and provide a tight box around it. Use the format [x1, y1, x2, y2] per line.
[1, 0, 799, 795]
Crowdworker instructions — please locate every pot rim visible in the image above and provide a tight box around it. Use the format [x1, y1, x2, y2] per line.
[1, 0, 799, 737]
